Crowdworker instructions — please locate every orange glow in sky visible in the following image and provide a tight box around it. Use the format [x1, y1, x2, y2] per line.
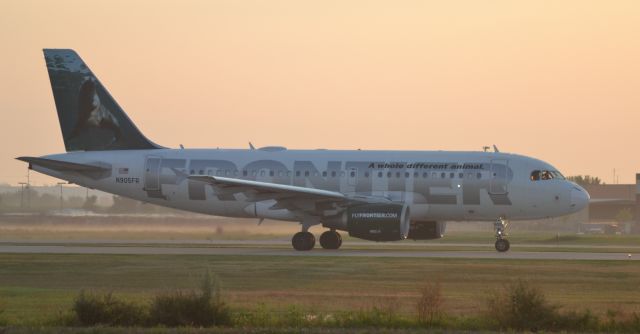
[1, 0, 639, 185]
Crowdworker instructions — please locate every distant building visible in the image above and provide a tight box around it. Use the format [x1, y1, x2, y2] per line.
[580, 174, 640, 234]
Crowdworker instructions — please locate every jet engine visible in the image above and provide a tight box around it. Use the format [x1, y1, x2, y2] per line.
[323, 204, 410, 242]
[407, 221, 446, 240]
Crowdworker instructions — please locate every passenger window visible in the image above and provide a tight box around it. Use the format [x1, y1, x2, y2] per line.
[414, 172, 419, 178]
[364, 172, 369, 177]
[199, 170, 204, 175]
[378, 171, 383, 178]
[304, 171, 310, 177]
[387, 171, 392, 178]
[243, 170, 248, 177]
[449, 172, 454, 178]
[477, 172, 482, 179]
[423, 172, 428, 178]
[405, 172, 410, 178]
[530, 170, 541, 181]
[331, 171, 337, 177]
[296, 171, 301, 177]
[269, 170, 274, 177]
[440, 172, 446, 178]
[459, 173, 464, 178]
[322, 171, 327, 177]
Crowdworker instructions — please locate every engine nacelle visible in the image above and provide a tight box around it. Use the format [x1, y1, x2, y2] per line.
[407, 221, 446, 240]
[341, 204, 411, 242]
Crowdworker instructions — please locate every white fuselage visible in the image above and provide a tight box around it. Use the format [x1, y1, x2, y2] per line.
[33, 148, 588, 222]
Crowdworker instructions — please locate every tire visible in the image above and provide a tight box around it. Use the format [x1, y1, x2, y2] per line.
[319, 231, 342, 250]
[292, 232, 315, 251]
[495, 239, 510, 252]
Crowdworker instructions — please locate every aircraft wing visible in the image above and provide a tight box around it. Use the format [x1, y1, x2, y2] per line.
[187, 175, 391, 216]
[589, 198, 635, 205]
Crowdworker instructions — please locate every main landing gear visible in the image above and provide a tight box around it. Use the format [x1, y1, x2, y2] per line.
[291, 229, 343, 251]
[319, 230, 342, 250]
[494, 217, 510, 252]
[292, 231, 315, 251]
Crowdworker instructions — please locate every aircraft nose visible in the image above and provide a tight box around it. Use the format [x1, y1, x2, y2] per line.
[570, 186, 590, 211]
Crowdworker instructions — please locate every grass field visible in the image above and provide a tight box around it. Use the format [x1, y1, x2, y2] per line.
[0, 253, 639, 326]
[3, 218, 640, 254]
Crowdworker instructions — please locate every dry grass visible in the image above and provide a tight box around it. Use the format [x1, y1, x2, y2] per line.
[416, 280, 444, 325]
[0, 253, 639, 326]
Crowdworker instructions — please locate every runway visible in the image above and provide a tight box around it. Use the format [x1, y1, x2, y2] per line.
[0, 243, 636, 261]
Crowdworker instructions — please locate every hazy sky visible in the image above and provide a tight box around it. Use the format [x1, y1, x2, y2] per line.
[1, 0, 639, 185]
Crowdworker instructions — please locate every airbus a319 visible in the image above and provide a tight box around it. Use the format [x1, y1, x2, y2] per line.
[18, 49, 590, 252]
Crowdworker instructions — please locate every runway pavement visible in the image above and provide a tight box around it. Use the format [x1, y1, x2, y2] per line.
[3, 238, 640, 249]
[0, 243, 636, 260]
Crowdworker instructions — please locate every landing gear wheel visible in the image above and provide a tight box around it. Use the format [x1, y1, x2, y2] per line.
[495, 239, 510, 252]
[319, 230, 342, 250]
[292, 232, 315, 251]
[493, 217, 511, 252]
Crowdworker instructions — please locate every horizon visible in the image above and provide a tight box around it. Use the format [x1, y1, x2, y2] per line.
[2, 1, 639, 185]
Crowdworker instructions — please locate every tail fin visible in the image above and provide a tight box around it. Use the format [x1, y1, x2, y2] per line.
[44, 49, 162, 151]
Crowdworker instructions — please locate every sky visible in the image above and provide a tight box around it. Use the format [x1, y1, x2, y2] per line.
[1, 0, 639, 185]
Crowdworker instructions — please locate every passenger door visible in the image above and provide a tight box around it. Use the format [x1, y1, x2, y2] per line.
[144, 156, 162, 191]
[489, 159, 509, 194]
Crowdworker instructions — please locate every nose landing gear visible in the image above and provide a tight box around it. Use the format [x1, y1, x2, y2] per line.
[494, 217, 510, 252]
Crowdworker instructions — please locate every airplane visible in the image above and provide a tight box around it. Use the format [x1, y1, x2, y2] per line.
[17, 49, 590, 252]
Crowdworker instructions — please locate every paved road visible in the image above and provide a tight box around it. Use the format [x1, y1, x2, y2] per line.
[0, 244, 636, 261]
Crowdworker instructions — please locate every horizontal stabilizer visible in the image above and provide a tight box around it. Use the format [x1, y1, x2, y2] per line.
[16, 156, 110, 173]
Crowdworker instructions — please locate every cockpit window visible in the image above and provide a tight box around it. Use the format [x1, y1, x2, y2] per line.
[530, 170, 540, 181]
[531, 170, 564, 181]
